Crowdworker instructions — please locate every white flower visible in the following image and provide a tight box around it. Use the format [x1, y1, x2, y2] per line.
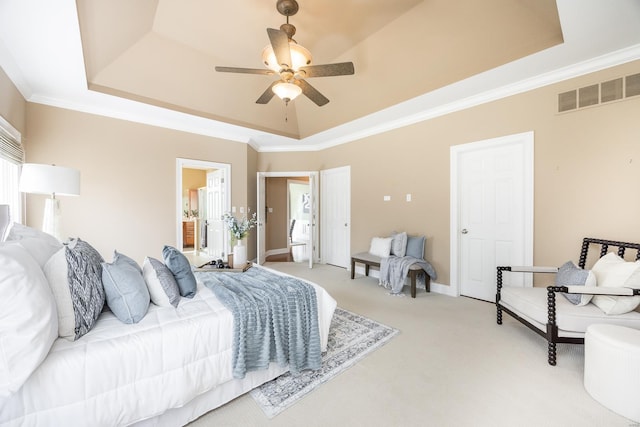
[222, 212, 257, 240]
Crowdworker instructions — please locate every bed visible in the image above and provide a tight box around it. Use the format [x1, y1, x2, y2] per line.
[0, 264, 336, 427]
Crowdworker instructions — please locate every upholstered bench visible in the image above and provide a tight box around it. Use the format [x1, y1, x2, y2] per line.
[350, 252, 430, 298]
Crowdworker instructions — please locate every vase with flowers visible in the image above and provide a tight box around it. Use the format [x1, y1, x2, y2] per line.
[222, 212, 257, 268]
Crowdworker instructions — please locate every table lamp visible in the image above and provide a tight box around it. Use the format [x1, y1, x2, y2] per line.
[19, 163, 80, 241]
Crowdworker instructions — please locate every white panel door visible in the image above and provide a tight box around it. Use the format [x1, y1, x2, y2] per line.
[320, 166, 350, 268]
[308, 172, 317, 269]
[257, 172, 266, 265]
[455, 133, 533, 301]
[206, 169, 226, 258]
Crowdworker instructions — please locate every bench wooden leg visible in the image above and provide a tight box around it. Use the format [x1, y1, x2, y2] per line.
[410, 270, 417, 298]
[365, 264, 370, 276]
[350, 258, 355, 279]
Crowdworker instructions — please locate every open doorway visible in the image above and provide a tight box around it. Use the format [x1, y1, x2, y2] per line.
[261, 177, 311, 263]
[257, 171, 318, 268]
[176, 159, 231, 262]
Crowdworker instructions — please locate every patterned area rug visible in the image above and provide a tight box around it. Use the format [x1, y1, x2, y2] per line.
[250, 307, 399, 418]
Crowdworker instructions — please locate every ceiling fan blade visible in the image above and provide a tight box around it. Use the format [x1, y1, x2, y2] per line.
[298, 62, 355, 78]
[267, 28, 292, 70]
[296, 79, 329, 106]
[256, 81, 279, 104]
[215, 66, 275, 75]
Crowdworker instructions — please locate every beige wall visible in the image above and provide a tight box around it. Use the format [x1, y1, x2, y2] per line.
[265, 177, 288, 251]
[260, 60, 640, 285]
[24, 103, 250, 264]
[0, 66, 26, 134]
[18, 60, 640, 285]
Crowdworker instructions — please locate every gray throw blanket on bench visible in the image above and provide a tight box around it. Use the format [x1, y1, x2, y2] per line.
[380, 256, 437, 295]
[196, 267, 321, 379]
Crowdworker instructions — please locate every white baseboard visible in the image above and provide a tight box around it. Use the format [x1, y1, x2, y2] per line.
[265, 248, 289, 257]
[352, 265, 456, 297]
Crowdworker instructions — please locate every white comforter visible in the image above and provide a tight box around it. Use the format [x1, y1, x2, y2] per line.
[0, 266, 336, 426]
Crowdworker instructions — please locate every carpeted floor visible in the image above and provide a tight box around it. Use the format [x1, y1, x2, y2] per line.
[189, 262, 632, 427]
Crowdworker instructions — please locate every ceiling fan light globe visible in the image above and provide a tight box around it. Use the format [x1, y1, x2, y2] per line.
[261, 42, 312, 72]
[272, 82, 302, 101]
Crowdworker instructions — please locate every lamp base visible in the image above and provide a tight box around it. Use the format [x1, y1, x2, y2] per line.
[42, 197, 62, 242]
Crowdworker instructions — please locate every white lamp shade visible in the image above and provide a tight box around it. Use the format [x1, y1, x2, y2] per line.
[261, 42, 312, 72]
[19, 164, 80, 196]
[272, 82, 302, 101]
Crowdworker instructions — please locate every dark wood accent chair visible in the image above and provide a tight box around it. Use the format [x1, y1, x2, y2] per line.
[496, 238, 640, 365]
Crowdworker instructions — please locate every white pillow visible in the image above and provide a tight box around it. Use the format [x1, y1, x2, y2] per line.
[5, 223, 62, 268]
[0, 244, 58, 397]
[591, 252, 640, 315]
[6, 222, 61, 245]
[369, 237, 393, 258]
[390, 231, 407, 257]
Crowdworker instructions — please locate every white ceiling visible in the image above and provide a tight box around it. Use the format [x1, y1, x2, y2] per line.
[0, 0, 639, 152]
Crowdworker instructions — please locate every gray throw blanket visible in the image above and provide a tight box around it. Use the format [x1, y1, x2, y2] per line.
[379, 256, 438, 295]
[196, 267, 321, 379]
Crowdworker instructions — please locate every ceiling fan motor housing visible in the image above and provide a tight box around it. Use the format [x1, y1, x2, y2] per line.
[276, 0, 299, 17]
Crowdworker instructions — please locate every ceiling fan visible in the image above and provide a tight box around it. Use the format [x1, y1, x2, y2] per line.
[215, 0, 355, 107]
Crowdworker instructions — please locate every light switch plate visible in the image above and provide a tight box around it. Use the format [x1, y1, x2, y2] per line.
[240, 207, 245, 213]
[231, 206, 236, 213]
[383, 195, 391, 201]
[406, 194, 412, 202]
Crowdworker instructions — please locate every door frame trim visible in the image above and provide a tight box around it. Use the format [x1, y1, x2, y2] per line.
[449, 131, 534, 297]
[175, 158, 231, 253]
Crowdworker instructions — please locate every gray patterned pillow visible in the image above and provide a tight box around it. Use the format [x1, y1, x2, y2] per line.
[44, 238, 105, 340]
[143, 256, 181, 308]
[390, 231, 407, 257]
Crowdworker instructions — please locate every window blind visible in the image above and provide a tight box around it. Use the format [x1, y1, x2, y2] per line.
[0, 120, 24, 224]
[0, 126, 24, 164]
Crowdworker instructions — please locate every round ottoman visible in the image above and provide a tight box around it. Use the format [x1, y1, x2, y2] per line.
[584, 324, 640, 423]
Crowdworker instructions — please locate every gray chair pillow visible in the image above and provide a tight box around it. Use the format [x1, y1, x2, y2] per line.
[555, 261, 596, 306]
[102, 251, 150, 324]
[406, 235, 425, 259]
[162, 245, 197, 298]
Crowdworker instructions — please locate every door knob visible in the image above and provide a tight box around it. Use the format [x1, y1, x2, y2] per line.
[461, 229, 468, 234]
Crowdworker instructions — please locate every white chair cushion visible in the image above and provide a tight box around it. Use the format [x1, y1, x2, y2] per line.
[500, 286, 640, 335]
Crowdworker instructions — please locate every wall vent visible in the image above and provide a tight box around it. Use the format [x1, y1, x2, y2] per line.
[558, 90, 577, 112]
[601, 78, 623, 103]
[557, 72, 640, 113]
[578, 84, 599, 108]
[627, 73, 640, 97]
